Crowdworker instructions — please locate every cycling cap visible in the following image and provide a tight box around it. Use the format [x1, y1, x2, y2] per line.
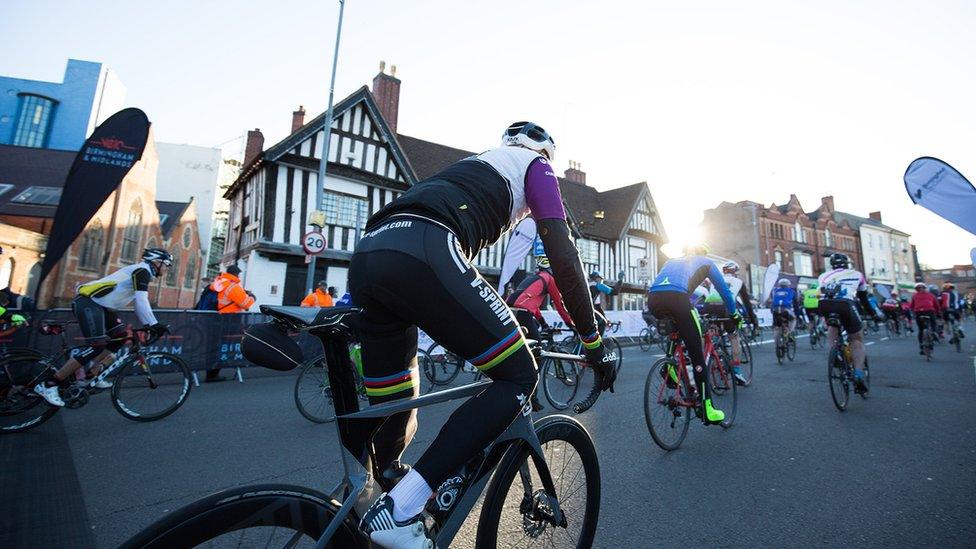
[722, 261, 739, 274]
[829, 253, 850, 269]
[589, 270, 603, 280]
[536, 255, 551, 270]
[914, 282, 926, 289]
[501, 121, 555, 161]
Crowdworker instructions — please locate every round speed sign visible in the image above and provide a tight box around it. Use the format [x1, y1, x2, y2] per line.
[302, 231, 326, 255]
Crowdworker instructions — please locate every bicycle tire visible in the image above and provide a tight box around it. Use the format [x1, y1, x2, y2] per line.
[787, 338, 796, 361]
[954, 329, 962, 353]
[643, 358, 691, 451]
[738, 338, 753, 386]
[827, 347, 850, 411]
[541, 357, 580, 411]
[775, 337, 784, 365]
[924, 329, 933, 361]
[111, 352, 192, 422]
[425, 343, 462, 385]
[606, 336, 623, 375]
[707, 350, 737, 429]
[0, 349, 60, 434]
[638, 328, 651, 352]
[294, 358, 336, 423]
[476, 415, 600, 549]
[860, 356, 870, 399]
[120, 483, 364, 548]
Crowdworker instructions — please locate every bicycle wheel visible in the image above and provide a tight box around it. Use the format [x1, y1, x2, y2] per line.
[294, 358, 336, 423]
[643, 358, 691, 451]
[111, 352, 192, 422]
[827, 347, 850, 411]
[860, 356, 870, 399]
[638, 328, 652, 352]
[476, 415, 600, 549]
[120, 483, 364, 548]
[0, 349, 60, 434]
[954, 329, 962, 353]
[738, 338, 753, 386]
[541, 357, 580, 411]
[425, 344, 462, 385]
[787, 338, 796, 361]
[707, 351, 737, 429]
[924, 330, 933, 361]
[775, 337, 784, 365]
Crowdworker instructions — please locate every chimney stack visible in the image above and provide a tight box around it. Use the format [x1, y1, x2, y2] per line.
[372, 60, 401, 134]
[869, 211, 882, 222]
[244, 128, 264, 166]
[821, 195, 835, 212]
[564, 161, 586, 185]
[291, 105, 306, 134]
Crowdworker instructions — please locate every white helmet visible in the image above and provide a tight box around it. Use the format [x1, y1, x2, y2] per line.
[722, 261, 740, 274]
[501, 121, 555, 161]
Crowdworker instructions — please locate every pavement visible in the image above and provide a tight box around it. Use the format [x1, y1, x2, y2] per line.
[3, 319, 975, 548]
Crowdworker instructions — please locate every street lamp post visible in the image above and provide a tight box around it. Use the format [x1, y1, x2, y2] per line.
[305, 0, 347, 296]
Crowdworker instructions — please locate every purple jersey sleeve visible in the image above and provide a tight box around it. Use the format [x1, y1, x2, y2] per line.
[524, 158, 566, 220]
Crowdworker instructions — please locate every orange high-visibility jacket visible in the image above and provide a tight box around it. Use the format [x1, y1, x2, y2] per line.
[301, 289, 334, 308]
[211, 272, 255, 313]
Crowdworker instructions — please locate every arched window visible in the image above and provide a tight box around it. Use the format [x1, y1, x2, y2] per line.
[26, 262, 41, 296]
[824, 227, 832, 247]
[184, 254, 197, 288]
[165, 256, 179, 287]
[120, 200, 143, 262]
[182, 225, 193, 249]
[13, 94, 57, 148]
[0, 258, 12, 289]
[79, 219, 104, 270]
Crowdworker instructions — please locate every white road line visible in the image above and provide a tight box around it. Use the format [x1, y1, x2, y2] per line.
[881, 337, 889, 341]
[866, 341, 876, 346]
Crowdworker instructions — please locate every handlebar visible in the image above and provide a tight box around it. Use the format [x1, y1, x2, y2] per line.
[527, 340, 606, 414]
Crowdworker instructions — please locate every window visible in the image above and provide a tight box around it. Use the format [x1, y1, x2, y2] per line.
[793, 252, 813, 276]
[184, 255, 197, 288]
[577, 239, 599, 265]
[12, 186, 61, 205]
[868, 234, 873, 249]
[166, 256, 179, 286]
[0, 258, 12, 289]
[12, 94, 57, 147]
[182, 225, 193, 249]
[79, 220, 104, 270]
[323, 191, 368, 228]
[159, 214, 169, 226]
[120, 200, 143, 262]
[881, 259, 887, 273]
[0, 184, 13, 198]
[793, 221, 806, 243]
[824, 228, 832, 247]
[774, 250, 783, 268]
[26, 263, 41, 296]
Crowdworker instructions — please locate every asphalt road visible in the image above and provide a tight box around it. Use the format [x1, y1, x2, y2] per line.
[3, 318, 975, 548]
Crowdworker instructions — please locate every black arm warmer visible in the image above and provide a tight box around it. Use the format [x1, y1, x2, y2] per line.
[856, 290, 873, 315]
[738, 286, 756, 323]
[537, 218, 598, 336]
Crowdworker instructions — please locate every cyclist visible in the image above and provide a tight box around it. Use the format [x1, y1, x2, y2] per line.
[817, 253, 877, 394]
[802, 282, 821, 337]
[770, 279, 801, 346]
[350, 121, 616, 548]
[507, 254, 576, 411]
[881, 292, 902, 335]
[900, 296, 914, 333]
[701, 261, 756, 384]
[589, 270, 619, 334]
[939, 283, 964, 340]
[909, 282, 941, 354]
[33, 248, 172, 407]
[647, 244, 741, 424]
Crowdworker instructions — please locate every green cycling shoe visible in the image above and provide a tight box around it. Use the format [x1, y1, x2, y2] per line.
[703, 398, 725, 424]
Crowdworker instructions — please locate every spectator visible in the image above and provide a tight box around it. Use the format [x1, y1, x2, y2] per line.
[301, 280, 334, 307]
[327, 286, 339, 300]
[208, 265, 255, 382]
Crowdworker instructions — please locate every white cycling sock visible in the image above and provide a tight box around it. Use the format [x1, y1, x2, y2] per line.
[389, 469, 432, 523]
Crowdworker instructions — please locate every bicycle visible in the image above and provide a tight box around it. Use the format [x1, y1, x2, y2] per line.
[917, 314, 936, 361]
[637, 324, 658, 352]
[946, 314, 964, 353]
[123, 305, 605, 548]
[809, 318, 826, 349]
[422, 342, 481, 387]
[825, 313, 870, 411]
[294, 342, 371, 424]
[772, 309, 796, 365]
[0, 321, 191, 434]
[716, 326, 752, 386]
[643, 316, 737, 451]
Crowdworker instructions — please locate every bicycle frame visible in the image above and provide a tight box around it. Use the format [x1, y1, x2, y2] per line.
[305, 324, 573, 548]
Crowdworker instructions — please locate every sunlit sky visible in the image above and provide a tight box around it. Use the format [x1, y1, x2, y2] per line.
[3, 0, 974, 267]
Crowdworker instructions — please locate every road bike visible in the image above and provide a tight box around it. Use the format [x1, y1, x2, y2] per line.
[809, 318, 826, 349]
[945, 314, 964, 353]
[918, 314, 936, 361]
[0, 321, 191, 434]
[715, 326, 752, 387]
[637, 324, 660, 352]
[123, 305, 606, 548]
[773, 310, 797, 365]
[295, 341, 372, 424]
[826, 313, 870, 411]
[643, 316, 737, 451]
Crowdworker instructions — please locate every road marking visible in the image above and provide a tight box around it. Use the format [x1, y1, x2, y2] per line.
[866, 341, 876, 346]
[881, 337, 889, 341]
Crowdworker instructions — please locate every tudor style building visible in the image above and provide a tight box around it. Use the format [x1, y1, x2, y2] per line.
[223, 65, 668, 309]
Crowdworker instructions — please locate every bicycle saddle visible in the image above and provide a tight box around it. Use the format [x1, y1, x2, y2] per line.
[261, 305, 361, 332]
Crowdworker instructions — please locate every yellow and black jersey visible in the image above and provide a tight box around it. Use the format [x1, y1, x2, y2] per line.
[77, 262, 154, 310]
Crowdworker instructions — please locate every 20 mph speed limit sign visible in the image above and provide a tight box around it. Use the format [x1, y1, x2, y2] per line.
[302, 231, 326, 255]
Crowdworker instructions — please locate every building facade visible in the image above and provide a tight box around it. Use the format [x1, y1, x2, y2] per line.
[833, 210, 918, 292]
[923, 265, 976, 294]
[0, 135, 205, 308]
[0, 59, 125, 151]
[222, 65, 668, 309]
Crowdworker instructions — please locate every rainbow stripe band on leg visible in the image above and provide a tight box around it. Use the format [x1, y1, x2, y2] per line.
[581, 330, 602, 350]
[470, 329, 525, 372]
[364, 369, 417, 397]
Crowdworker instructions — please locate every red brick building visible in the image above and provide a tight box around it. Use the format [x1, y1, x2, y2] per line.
[0, 135, 205, 308]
